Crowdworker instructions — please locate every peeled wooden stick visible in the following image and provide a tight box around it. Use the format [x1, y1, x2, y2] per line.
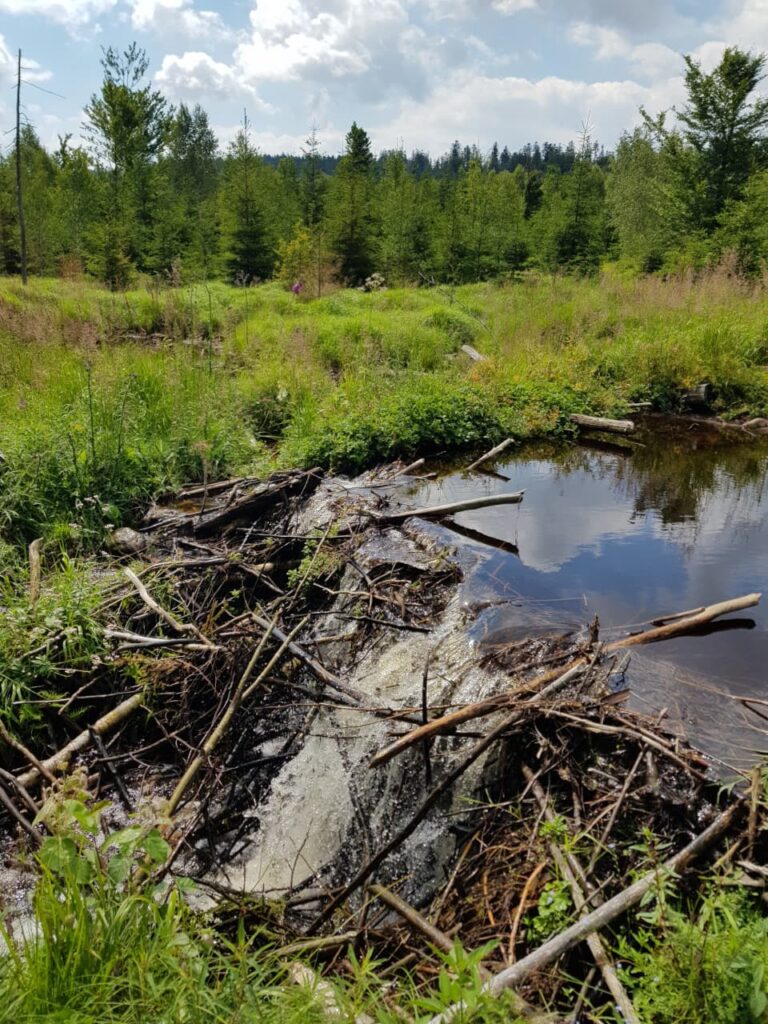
[466, 438, 514, 473]
[16, 691, 145, 790]
[370, 883, 456, 955]
[428, 799, 743, 1024]
[523, 765, 640, 1024]
[124, 567, 214, 647]
[374, 491, 524, 524]
[370, 663, 584, 768]
[371, 593, 761, 767]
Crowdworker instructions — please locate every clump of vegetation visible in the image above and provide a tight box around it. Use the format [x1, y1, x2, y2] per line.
[622, 886, 768, 1024]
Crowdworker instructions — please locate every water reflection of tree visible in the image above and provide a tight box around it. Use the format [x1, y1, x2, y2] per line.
[504, 434, 768, 530]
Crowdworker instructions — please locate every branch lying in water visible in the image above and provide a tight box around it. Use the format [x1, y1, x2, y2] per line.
[369, 591, 762, 768]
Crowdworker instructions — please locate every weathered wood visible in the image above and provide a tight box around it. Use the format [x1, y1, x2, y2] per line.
[428, 799, 743, 1024]
[370, 592, 761, 766]
[570, 414, 635, 435]
[193, 469, 322, 536]
[375, 491, 524, 524]
[16, 691, 146, 790]
[466, 438, 515, 473]
[460, 344, 485, 362]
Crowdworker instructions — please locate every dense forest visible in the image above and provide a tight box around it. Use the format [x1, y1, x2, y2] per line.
[3, 43, 768, 289]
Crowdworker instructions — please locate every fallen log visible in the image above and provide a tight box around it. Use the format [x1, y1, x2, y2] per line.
[375, 491, 524, 524]
[428, 799, 743, 1024]
[466, 438, 514, 473]
[193, 468, 322, 536]
[570, 414, 635, 435]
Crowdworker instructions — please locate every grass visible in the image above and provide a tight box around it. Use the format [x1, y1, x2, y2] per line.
[0, 799, 527, 1024]
[5, 266, 768, 560]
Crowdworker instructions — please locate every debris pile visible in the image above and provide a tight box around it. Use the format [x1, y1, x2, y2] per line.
[1, 461, 765, 1021]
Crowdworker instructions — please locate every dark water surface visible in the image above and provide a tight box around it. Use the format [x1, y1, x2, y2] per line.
[407, 422, 768, 769]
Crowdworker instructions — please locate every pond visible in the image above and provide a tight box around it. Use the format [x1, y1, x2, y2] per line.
[405, 419, 768, 770]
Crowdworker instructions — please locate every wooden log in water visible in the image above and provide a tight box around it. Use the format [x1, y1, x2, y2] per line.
[570, 414, 635, 435]
[466, 438, 515, 473]
[375, 491, 524, 524]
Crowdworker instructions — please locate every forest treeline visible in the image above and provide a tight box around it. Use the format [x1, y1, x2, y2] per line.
[3, 43, 768, 289]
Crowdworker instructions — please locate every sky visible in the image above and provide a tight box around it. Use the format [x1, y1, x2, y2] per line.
[0, 0, 766, 158]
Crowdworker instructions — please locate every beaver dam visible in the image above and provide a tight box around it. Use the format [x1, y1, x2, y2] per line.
[2, 417, 768, 1022]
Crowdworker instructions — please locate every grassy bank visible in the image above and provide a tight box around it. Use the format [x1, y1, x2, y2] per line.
[2, 268, 768, 553]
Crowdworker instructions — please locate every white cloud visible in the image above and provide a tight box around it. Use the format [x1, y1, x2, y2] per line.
[126, 0, 232, 39]
[0, 0, 114, 28]
[156, 51, 271, 107]
[569, 21, 682, 79]
[238, 0, 412, 83]
[377, 69, 686, 153]
[716, 0, 768, 51]
[0, 33, 51, 84]
[423, 0, 537, 17]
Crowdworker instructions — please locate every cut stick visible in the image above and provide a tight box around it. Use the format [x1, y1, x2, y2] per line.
[124, 567, 214, 647]
[16, 691, 145, 790]
[370, 592, 761, 767]
[250, 614, 372, 705]
[370, 663, 584, 768]
[395, 457, 426, 477]
[608, 592, 761, 649]
[466, 438, 514, 473]
[428, 799, 742, 1024]
[523, 765, 640, 1024]
[370, 883, 456, 955]
[570, 414, 635, 435]
[375, 491, 524, 524]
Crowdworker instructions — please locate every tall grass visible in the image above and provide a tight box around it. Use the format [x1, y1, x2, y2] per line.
[2, 269, 768, 553]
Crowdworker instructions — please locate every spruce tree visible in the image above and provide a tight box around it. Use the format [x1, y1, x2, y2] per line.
[330, 122, 375, 286]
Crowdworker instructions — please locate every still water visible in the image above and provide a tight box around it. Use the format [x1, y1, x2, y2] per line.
[406, 421, 768, 769]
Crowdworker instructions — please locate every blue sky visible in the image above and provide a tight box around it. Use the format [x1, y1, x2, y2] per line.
[0, 0, 762, 156]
